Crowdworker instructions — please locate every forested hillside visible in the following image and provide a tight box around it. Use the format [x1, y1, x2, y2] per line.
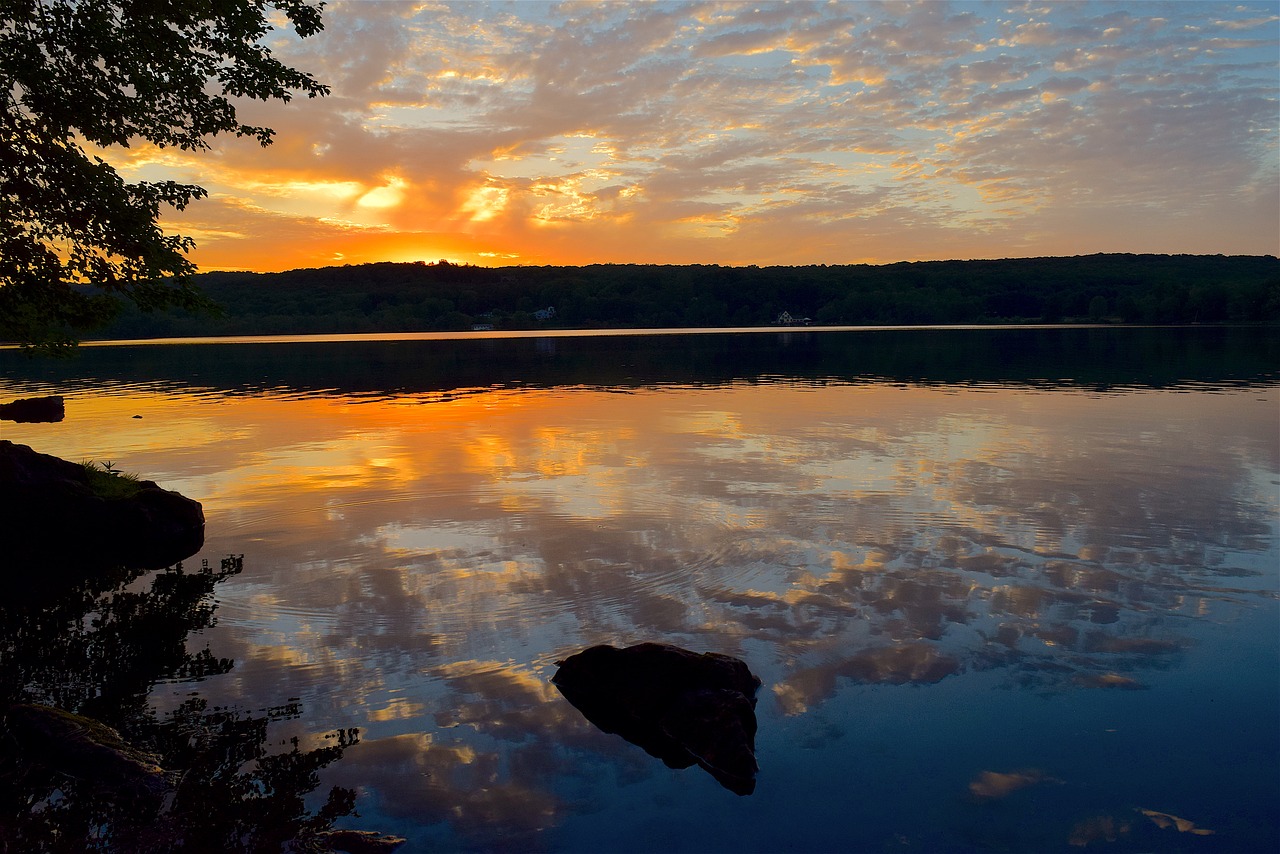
[98, 254, 1279, 338]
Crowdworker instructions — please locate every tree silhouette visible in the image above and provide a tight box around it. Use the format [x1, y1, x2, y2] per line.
[0, 0, 328, 351]
[0, 555, 378, 853]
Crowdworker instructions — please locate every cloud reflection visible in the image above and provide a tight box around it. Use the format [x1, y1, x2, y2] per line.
[2, 376, 1275, 847]
[968, 769, 1055, 800]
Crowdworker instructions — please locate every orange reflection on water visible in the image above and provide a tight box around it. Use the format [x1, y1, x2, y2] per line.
[3, 379, 1276, 710]
[4, 365, 1277, 850]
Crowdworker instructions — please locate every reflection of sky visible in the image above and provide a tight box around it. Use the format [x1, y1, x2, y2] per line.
[3, 373, 1276, 850]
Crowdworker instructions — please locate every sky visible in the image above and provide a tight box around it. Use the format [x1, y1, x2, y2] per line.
[111, 1, 1280, 271]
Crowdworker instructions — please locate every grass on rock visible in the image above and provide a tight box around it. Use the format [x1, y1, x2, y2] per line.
[81, 461, 143, 499]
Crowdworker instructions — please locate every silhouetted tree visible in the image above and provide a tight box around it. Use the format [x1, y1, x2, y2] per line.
[0, 0, 328, 351]
[0, 555, 370, 852]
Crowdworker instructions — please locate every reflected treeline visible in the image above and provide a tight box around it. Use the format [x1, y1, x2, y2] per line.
[0, 555, 365, 852]
[1, 326, 1276, 399]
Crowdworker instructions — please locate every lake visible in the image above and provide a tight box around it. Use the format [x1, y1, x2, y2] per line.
[1, 326, 1277, 853]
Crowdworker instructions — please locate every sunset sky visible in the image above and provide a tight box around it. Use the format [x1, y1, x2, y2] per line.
[111, 1, 1279, 271]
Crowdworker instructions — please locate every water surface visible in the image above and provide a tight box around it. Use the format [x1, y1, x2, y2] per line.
[1, 327, 1276, 852]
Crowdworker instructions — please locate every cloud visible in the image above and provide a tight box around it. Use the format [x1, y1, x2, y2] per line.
[118, 0, 1279, 269]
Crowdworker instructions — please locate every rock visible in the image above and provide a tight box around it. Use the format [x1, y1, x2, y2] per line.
[310, 830, 408, 853]
[552, 642, 761, 795]
[0, 395, 64, 423]
[4, 704, 170, 800]
[0, 440, 204, 570]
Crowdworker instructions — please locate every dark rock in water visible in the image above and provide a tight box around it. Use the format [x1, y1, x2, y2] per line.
[311, 829, 408, 853]
[0, 395, 64, 423]
[552, 642, 762, 795]
[0, 440, 204, 570]
[4, 704, 170, 800]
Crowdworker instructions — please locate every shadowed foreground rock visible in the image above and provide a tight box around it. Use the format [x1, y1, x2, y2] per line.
[0, 440, 204, 570]
[310, 830, 408, 853]
[4, 704, 170, 801]
[552, 642, 762, 795]
[0, 395, 64, 423]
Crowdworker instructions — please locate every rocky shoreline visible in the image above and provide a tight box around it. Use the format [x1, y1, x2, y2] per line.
[0, 440, 205, 571]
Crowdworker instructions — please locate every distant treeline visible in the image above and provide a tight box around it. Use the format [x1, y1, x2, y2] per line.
[98, 254, 1280, 338]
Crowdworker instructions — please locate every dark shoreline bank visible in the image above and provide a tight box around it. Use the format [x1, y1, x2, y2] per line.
[94, 254, 1279, 341]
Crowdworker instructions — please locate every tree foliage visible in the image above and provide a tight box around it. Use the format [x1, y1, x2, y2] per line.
[0, 555, 368, 852]
[0, 0, 328, 351]
[99, 254, 1280, 339]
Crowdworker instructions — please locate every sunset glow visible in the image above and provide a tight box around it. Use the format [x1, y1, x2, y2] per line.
[108, 1, 1278, 272]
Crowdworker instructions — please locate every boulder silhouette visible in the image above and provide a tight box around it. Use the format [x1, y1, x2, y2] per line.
[4, 704, 170, 801]
[0, 395, 64, 423]
[0, 441, 204, 571]
[552, 642, 761, 795]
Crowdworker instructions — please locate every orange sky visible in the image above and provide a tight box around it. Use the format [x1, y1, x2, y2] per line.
[105, 1, 1280, 272]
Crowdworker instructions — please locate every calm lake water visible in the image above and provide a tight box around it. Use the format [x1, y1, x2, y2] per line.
[2, 326, 1277, 853]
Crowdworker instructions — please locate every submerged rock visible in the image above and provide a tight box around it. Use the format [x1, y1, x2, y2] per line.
[4, 704, 170, 800]
[552, 642, 761, 795]
[310, 830, 408, 853]
[0, 395, 64, 423]
[0, 440, 204, 570]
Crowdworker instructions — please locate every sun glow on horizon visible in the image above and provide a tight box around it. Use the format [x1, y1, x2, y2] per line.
[126, 1, 1275, 272]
